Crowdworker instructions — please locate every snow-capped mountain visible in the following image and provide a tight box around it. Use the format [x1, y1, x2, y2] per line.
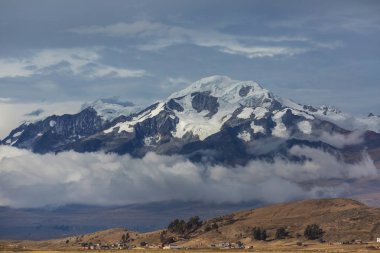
[1, 98, 140, 153]
[282, 99, 380, 134]
[2, 76, 380, 167]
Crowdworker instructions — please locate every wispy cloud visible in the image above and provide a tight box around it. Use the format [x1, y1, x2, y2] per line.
[268, 8, 380, 34]
[0, 48, 147, 79]
[159, 76, 191, 90]
[0, 98, 12, 103]
[69, 21, 336, 59]
[69, 21, 165, 37]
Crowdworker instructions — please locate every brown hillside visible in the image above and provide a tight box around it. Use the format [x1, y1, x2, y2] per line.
[183, 198, 380, 246]
[2, 198, 380, 250]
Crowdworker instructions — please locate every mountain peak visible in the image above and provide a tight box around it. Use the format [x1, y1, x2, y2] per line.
[81, 97, 141, 122]
[168, 75, 273, 107]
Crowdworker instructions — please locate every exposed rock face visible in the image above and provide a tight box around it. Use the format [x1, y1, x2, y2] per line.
[167, 99, 184, 112]
[191, 92, 219, 117]
[1, 108, 104, 153]
[238, 86, 252, 97]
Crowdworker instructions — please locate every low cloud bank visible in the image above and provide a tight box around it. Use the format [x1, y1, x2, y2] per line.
[0, 146, 377, 208]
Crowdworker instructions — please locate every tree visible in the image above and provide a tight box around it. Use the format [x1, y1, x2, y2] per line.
[253, 227, 261, 240]
[168, 219, 187, 234]
[304, 224, 323, 240]
[160, 231, 175, 245]
[168, 216, 203, 235]
[186, 216, 202, 230]
[122, 232, 130, 242]
[261, 229, 267, 241]
[275, 227, 288, 239]
[252, 227, 267, 241]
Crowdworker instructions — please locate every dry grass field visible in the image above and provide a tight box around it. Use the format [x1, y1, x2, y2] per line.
[2, 199, 380, 253]
[2, 246, 380, 253]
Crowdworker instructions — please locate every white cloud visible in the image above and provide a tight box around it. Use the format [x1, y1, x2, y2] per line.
[255, 36, 310, 42]
[69, 21, 166, 37]
[319, 131, 364, 149]
[0, 48, 147, 79]
[0, 97, 12, 102]
[69, 21, 320, 59]
[0, 145, 377, 208]
[217, 44, 307, 58]
[160, 77, 191, 89]
[0, 60, 34, 78]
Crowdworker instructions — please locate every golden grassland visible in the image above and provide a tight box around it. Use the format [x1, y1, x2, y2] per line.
[2, 243, 380, 253]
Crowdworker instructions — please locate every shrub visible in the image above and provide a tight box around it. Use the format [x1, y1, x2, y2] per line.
[252, 227, 267, 241]
[160, 231, 175, 244]
[205, 223, 218, 232]
[275, 227, 288, 239]
[304, 224, 323, 240]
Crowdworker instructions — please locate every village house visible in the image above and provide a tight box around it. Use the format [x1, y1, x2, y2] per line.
[163, 243, 182, 249]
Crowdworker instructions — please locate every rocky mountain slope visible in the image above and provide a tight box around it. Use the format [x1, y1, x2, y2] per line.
[1, 98, 140, 153]
[2, 76, 380, 167]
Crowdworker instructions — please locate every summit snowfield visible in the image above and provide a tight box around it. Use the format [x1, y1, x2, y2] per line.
[2, 76, 380, 167]
[105, 76, 276, 141]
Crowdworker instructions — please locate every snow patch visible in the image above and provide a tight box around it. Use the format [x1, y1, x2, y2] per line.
[13, 130, 23, 138]
[237, 107, 254, 119]
[49, 120, 56, 127]
[171, 96, 237, 141]
[104, 102, 165, 134]
[252, 107, 269, 119]
[272, 110, 289, 138]
[251, 121, 265, 134]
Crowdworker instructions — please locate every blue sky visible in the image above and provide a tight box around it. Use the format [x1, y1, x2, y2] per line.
[0, 0, 379, 114]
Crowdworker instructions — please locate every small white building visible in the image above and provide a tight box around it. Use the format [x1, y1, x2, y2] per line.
[163, 243, 182, 249]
